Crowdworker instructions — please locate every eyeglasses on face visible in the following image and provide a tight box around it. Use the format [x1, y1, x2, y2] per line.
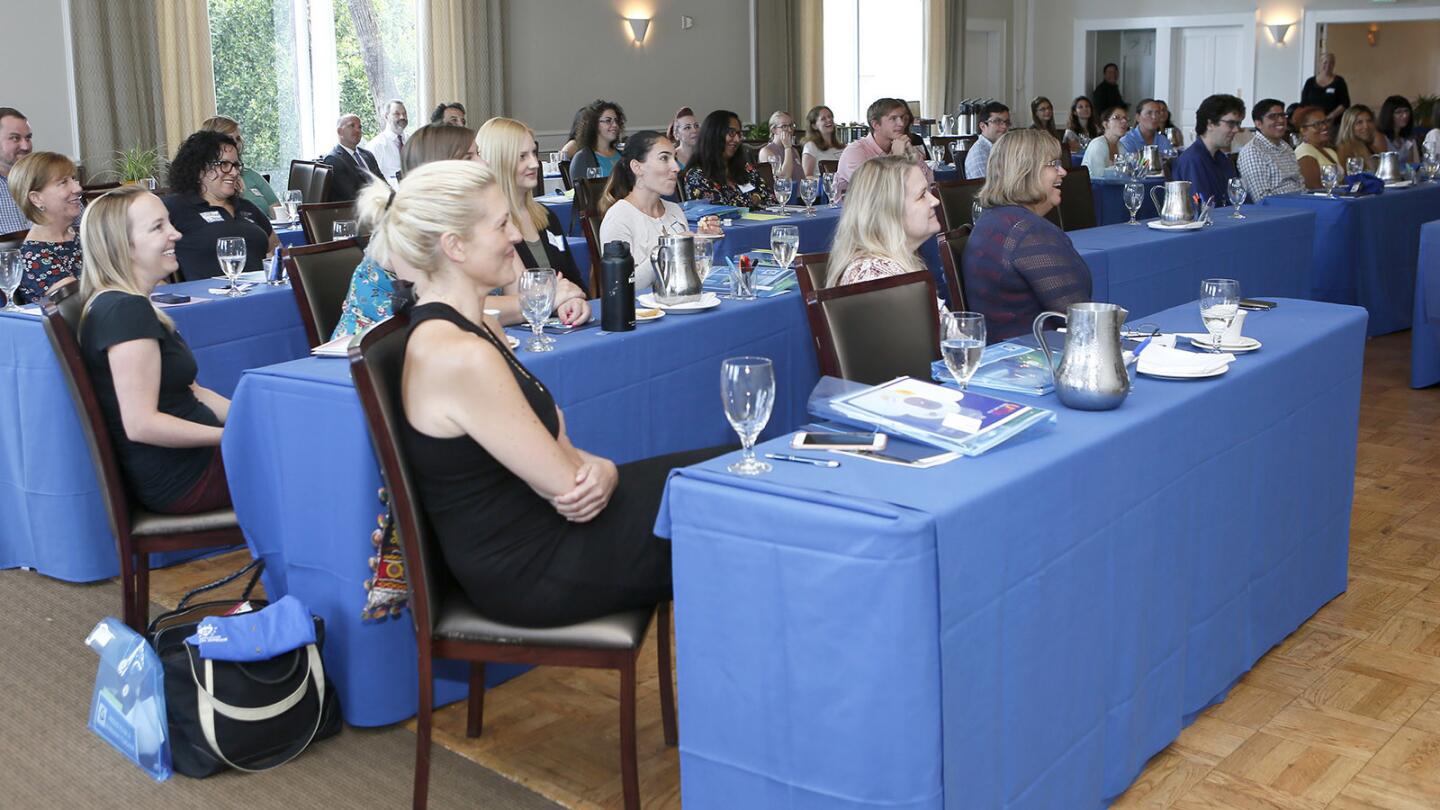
[597, 117, 619, 126]
[207, 159, 244, 174]
[986, 118, 1011, 126]
[772, 123, 795, 131]
[1042, 159, 1064, 169]
[724, 128, 742, 137]
[1216, 118, 1243, 130]
[1301, 120, 1330, 130]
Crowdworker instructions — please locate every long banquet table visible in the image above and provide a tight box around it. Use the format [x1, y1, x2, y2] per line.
[0, 279, 308, 582]
[1412, 219, 1440, 388]
[658, 298, 1366, 809]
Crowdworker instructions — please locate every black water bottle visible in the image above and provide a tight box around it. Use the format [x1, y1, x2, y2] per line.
[600, 240, 636, 332]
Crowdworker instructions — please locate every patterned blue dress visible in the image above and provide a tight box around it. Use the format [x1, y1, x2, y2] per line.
[15, 238, 83, 304]
[331, 255, 397, 340]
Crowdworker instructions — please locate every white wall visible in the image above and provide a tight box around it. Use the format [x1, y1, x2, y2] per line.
[0, 0, 79, 159]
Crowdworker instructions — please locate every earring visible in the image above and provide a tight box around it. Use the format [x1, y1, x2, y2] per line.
[37, 205, 45, 212]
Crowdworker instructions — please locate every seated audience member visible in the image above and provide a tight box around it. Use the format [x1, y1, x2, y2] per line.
[475, 117, 587, 295]
[568, 99, 625, 185]
[1425, 127, 1440, 161]
[1030, 97, 1061, 142]
[834, 97, 933, 200]
[1082, 105, 1129, 177]
[683, 110, 773, 208]
[757, 110, 805, 183]
[1119, 98, 1174, 155]
[557, 107, 587, 161]
[0, 107, 36, 233]
[321, 114, 385, 201]
[1158, 102, 1184, 149]
[1293, 105, 1341, 189]
[360, 160, 724, 628]
[365, 99, 409, 187]
[801, 105, 845, 176]
[667, 107, 700, 171]
[1335, 104, 1384, 172]
[8, 151, 83, 303]
[200, 115, 281, 214]
[964, 101, 1012, 179]
[824, 155, 940, 288]
[1062, 96, 1099, 150]
[1172, 94, 1244, 205]
[1238, 98, 1305, 200]
[78, 187, 231, 514]
[430, 102, 466, 127]
[598, 131, 722, 291]
[962, 129, 1091, 342]
[332, 124, 588, 339]
[164, 130, 278, 281]
[1378, 96, 1419, 165]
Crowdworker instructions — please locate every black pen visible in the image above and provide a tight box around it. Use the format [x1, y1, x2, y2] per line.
[763, 453, 840, 468]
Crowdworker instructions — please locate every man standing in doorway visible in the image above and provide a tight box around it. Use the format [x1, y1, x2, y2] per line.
[0, 108, 35, 233]
[366, 100, 408, 188]
[1092, 63, 1125, 117]
[1172, 94, 1244, 206]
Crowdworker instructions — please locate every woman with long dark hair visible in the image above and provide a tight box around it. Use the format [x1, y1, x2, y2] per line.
[1030, 97, 1060, 141]
[1378, 95, 1418, 164]
[568, 99, 625, 184]
[1062, 96, 1100, 150]
[682, 110, 772, 208]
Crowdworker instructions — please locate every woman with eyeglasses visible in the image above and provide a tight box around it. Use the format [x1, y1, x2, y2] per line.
[1030, 97, 1061, 142]
[1293, 106, 1341, 190]
[199, 116, 282, 217]
[683, 110, 773, 208]
[757, 110, 805, 183]
[1081, 105, 1129, 178]
[568, 100, 625, 185]
[1378, 96, 1418, 165]
[163, 130, 279, 281]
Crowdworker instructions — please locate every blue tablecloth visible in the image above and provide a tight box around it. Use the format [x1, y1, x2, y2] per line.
[540, 195, 575, 236]
[657, 298, 1366, 809]
[220, 290, 819, 726]
[1089, 175, 1164, 225]
[0, 279, 309, 582]
[1071, 206, 1314, 319]
[1411, 220, 1440, 388]
[1261, 182, 1440, 335]
[276, 225, 307, 247]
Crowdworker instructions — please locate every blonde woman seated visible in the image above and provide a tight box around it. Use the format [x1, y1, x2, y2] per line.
[362, 161, 724, 627]
[1335, 105, 1385, 172]
[1081, 105, 1129, 177]
[824, 155, 940, 288]
[597, 131, 721, 291]
[757, 110, 805, 183]
[8, 151, 84, 303]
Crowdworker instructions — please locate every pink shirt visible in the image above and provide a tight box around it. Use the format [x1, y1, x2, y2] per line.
[834, 134, 935, 201]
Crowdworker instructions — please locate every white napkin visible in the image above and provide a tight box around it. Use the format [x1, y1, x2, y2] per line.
[1136, 344, 1234, 376]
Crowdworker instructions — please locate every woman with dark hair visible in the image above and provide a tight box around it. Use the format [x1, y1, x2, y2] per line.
[1030, 97, 1060, 141]
[667, 106, 700, 171]
[1062, 96, 1100, 150]
[1378, 96, 1419, 164]
[682, 110, 772, 208]
[163, 130, 278, 281]
[801, 104, 844, 176]
[597, 131, 722, 291]
[430, 102, 466, 126]
[568, 99, 625, 184]
[558, 106, 588, 161]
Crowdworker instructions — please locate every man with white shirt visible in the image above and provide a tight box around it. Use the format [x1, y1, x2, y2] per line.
[366, 100, 408, 188]
[963, 101, 1010, 179]
[320, 114, 384, 201]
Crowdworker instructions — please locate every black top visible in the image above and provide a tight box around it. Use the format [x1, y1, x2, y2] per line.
[1091, 81, 1125, 115]
[320, 144, 384, 202]
[517, 207, 585, 291]
[1301, 75, 1350, 115]
[163, 192, 273, 282]
[79, 291, 220, 511]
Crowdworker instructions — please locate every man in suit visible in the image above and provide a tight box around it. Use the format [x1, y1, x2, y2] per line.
[321, 114, 384, 201]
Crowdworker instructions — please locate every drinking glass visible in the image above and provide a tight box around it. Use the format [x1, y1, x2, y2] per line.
[584, 167, 602, 180]
[940, 311, 986, 390]
[1122, 181, 1144, 225]
[1321, 164, 1341, 197]
[1199, 278, 1240, 354]
[773, 177, 793, 213]
[1227, 178, 1247, 219]
[693, 236, 717, 284]
[970, 199, 983, 225]
[1077, 135, 1092, 154]
[216, 237, 248, 297]
[281, 189, 302, 223]
[798, 177, 819, 216]
[518, 269, 557, 351]
[1345, 156, 1363, 177]
[332, 219, 358, 240]
[822, 172, 838, 207]
[770, 225, 799, 270]
[720, 357, 775, 476]
[139, 177, 157, 191]
[0, 249, 22, 311]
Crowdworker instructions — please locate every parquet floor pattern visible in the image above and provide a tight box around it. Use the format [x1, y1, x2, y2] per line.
[153, 331, 1440, 809]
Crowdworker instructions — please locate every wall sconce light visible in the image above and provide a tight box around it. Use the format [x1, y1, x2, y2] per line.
[625, 17, 651, 45]
[1366, 23, 1378, 47]
[1267, 22, 1293, 46]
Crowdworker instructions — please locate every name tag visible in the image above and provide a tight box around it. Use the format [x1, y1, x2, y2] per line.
[1325, 87, 1335, 94]
[200, 211, 225, 224]
[738, 182, 756, 193]
[546, 231, 567, 252]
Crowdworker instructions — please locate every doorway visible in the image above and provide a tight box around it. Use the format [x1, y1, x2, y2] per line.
[1170, 25, 1244, 142]
[964, 18, 1006, 102]
[1090, 29, 1155, 104]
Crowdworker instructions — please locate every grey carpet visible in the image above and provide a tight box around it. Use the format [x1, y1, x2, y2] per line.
[0, 569, 562, 810]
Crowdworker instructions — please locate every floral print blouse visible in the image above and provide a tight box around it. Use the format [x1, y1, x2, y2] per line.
[331, 255, 397, 340]
[683, 163, 773, 209]
[15, 238, 83, 304]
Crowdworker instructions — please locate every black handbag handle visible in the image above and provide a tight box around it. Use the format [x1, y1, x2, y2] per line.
[177, 558, 265, 611]
[185, 642, 327, 773]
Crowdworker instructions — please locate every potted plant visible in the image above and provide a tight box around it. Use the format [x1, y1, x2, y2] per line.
[112, 145, 164, 188]
[1416, 94, 1438, 129]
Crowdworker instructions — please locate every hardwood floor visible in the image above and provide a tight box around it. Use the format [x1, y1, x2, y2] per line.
[152, 331, 1440, 809]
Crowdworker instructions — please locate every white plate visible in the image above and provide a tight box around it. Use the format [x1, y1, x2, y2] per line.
[1138, 364, 1229, 380]
[637, 292, 721, 313]
[635, 307, 665, 322]
[1178, 333, 1262, 353]
[1146, 219, 1206, 231]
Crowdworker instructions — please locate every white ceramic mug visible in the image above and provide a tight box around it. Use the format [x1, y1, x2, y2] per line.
[1222, 309, 1247, 343]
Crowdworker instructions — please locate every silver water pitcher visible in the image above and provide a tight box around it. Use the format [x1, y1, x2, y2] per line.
[1375, 151, 1402, 182]
[1141, 144, 1162, 174]
[649, 231, 702, 306]
[1149, 180, 1195, 224]
[1033, 303, 1131, 411]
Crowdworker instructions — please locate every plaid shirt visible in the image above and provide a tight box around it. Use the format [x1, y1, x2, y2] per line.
[1237, 135, 1304, 201]
[0, 173, 32, 234]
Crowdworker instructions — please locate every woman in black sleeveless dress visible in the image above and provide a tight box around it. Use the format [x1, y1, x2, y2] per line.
[359, 160, 723, 628]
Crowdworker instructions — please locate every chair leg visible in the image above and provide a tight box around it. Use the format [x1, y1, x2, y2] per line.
[134, 552, 150, 630]
[118, 544, 138, 632]
[467, 661, 486, 738]
[619, 658, 640, 810]
[414, 653, 434, 810]
[657, 602, 678, 746]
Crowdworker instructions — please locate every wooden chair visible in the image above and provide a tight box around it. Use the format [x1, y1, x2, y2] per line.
[347, 314, 677, 810]
[284, 237, 365, 347]
[0, 228, 28, 251]
[298, 200, 359, 244]
[558, 159, 572, 191]
[288, 160, 333, 204]
[1056, 165, 1097, 231]
[39, 283, 243, 631]
[571, 177, 609, 233]
[755, 162, 776, 198]
[934, 178, 985, 231]
[796, 251, 831, 298]
[792, 260, 942, 385]
[937, 225, 974, 311]
[579, 213, 606, 299]
[80, 182, 122, 205]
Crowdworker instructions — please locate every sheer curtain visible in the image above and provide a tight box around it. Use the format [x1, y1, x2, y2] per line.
[155, 0, 218, 158]
[419, 0, 505, 122]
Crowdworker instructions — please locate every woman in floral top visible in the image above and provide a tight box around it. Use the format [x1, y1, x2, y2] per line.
[7, 151, 84, 303]
[683, 110, 772, 209]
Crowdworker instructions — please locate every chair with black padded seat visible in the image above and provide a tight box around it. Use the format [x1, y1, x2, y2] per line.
[288, 160, 333, 204]
[570, 176, 609, 235]
[348, 314, 677, 810]
[298, 200, 360, 245]
[1056, 165, 1097, 231]
[937, 225, 973, 312]
[80, 182, 121, 205]
[755, 161, 776, 201]
[795, 251, 831, 300]
[793, 257, 942, 385]
[676, 166, 697, 201]
[579, 213, 605, 299]
[934, 177, 986, 231]
[39, 282, 243, 632]
[283, 237, 365, 347]
[558, 160, 572, 191]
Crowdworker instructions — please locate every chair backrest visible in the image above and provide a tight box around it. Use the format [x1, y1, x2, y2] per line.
[937, 225, 973, 311]
[934, 178, 985, 231]
[0, 228, 29, 252]
[1056, 165, 1097, 231]
[795, 251, 831, 300]
[579, 213, 605, 299]
[349, 312, 443, 638]
[754, 161, 775, 194]
[558, 159, 572, 191]
[800, 269, 942, 385]
[288, 160, 313, 195]
[573, 176, 609, 219]
[299, 200, 359, 245]
[39, 283, 132, 541]
[284, 237, 365, 347]
[818, 159, 839, 176]
[309, 164, 334, 204]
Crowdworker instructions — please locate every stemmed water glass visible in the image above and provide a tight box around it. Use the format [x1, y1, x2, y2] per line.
[772, 177, 793, 213]
[940, 311, 986, 390]
[1321, 164, 1341, 197]
[216, 237, 248, 297]
[720, 356, 775, 476]
[1344, 156, 1364, 178]
[1227, 178, 1247, 219]
[822, 172, 838, 207]
[970, 199, 983, 226]
[332, 219, 358, 240]
[1122, 181, 1144, 225]
[0, 249, 22, 311]
[1199, 278, 1240, 354]
[518, 268, 557, 352]
[798, 177, 819, 217]
[281, 189, 302, 223]
[770, 225, 799, 272]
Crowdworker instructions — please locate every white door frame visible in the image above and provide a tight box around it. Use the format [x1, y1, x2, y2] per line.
[1072, 13, 1256, 107]
[1300, 4, 1440, 92]
[966, 17, 1007, 102]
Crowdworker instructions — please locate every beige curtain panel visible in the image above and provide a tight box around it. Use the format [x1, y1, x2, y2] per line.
[156, 0, 219, 157]
[69, 0, 167, 180]
[420, 0, 505, 122]
[755, 0, 824, 124]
